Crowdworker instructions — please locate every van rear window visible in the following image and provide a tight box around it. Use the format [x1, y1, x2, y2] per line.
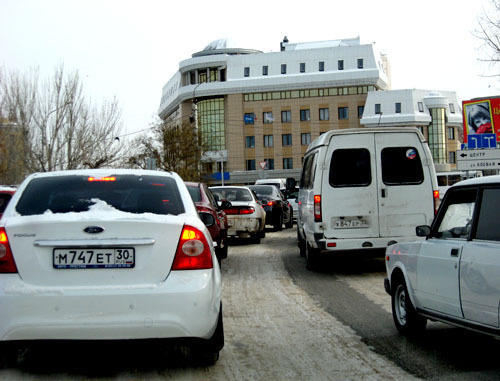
[381, 147, 424, 185]
[329, 148, 371, 187]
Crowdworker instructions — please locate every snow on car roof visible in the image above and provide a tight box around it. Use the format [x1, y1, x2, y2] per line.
[452, 174, 500, 187]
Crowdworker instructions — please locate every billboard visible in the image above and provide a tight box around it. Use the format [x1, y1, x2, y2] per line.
[463, 97, 500, 147]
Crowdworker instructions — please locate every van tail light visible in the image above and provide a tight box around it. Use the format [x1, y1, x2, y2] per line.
[171, 225, 213, 270]
[433, 190, 440, 214]
[314, 195, 322, 222]
[0, 228, 17, 273]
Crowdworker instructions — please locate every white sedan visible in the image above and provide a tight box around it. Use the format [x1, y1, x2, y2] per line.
[0, 169, 223, 364]
[385, 175, 500, 338]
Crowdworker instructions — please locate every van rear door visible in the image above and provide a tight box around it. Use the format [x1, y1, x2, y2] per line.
[375, 131, 434, 237]
[322, 133, 380, 239]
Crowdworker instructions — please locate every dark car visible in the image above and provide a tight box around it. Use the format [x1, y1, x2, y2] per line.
[0, 187, 16, 219]
[185, 182, 229, 262]
[248, 185, 292, 231]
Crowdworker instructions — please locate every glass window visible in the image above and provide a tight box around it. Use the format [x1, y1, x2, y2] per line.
[263, 135, 274, 147]
[358, 106, 365, 119]
[262, 66, 268, 76]
[475, 188, 500, 241]
[329, 149, 371, 187]
[245, 136, 255, 148]
[246, 159, 256, 170]
[319, 61, 325, 71]
[448, 151, 456, 164]
[449, 103, 455, 113]
[300, 109, 311, 121]
[244, 67, 250, 77]
[381, 147, 424, 185]
[375, 104, 381, 114]
[418, 102, 424, 112]
[301, 133, 311, 145]
[281, 110, 291, 123]
[395, 102, 401, 113]
[282, 134, 292, 146]
[300, 63, 306, 73]
[263, 112, 274, 124]
[434, 188, 477, 239]
[197, 97, 225, 151]
[319, 108, 329, 121]
[264, 158, 275, 170]
[281, 64, 287, 74]
[357, 58, 364, 69]
[448, 127, 455, 140]
[283, 158, 293, 169]
[300, 152, 318, 189]
[244, 112, 255, 125]
[338, 107, 349, 120]
[338, 60, 344, 70]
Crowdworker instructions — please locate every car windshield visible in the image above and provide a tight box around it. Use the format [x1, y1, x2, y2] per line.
[211, 188, 252, 202]
[15, 174, 185, 216]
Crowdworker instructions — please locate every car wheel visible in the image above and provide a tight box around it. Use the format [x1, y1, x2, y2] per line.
[274, 212, 283, 231]
[216, 237, 228, 260]
[297, 230, 306, 257]
[305, 242, 320, 270]
[391, 277, 427, 335]
[251, 233, 261, 244]
[285, 215, 293, 229]
[259, 226, 266, 239]
[194, 305, 224, 366]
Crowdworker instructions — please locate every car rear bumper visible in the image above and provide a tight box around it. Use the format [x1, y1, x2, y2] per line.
[0, 271, 221, 341]
[227, 217, 261, 236]
[312, 235, 424, 252]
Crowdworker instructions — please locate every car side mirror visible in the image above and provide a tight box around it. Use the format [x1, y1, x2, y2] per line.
[199, 212, 215, 227]
[416, 225, 431, 237]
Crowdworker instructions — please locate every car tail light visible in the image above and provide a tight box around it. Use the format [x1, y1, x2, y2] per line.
[224, 208, 239, 215]
[433, 190, 440, 214]
[239, 206, 255, 214]
[88, 176, 116, 182]
[171, 225, 213, 270]
[314, 195, 322, 222]
[0, 228, 17, 273]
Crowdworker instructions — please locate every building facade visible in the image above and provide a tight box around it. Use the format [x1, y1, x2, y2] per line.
[360, 89, 462, 172]
[158, 37, 390, 183]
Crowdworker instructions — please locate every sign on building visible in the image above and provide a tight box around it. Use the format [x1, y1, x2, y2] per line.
[463, 97, 500, 149]
[456, 149, 500, 170]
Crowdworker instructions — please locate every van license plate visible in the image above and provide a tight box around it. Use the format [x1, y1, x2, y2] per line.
[333, 219, 368, 229]
[53, 248, 135, 269]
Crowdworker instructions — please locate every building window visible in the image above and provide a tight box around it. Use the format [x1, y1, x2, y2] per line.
[448, 151, 456, 164]
[417, 126, 424, 135]
[319, 108, 329, 121]
[244, 67, 250, 77]
[197, 97, 225, 151]
[395, 102, 402, 113]
[319, 61, 325, 71]
[418, 102, 424, 112]
[281, 110, 291, 123]
[338, 107, 349, 120]
[358, 105, 365, 119]
[448, 127, 455, 140]
[265, 158, 275, 170]
[245, 136, 255, 148]
[282, 134, 292, 146]
[300, 109, 311, 121]
[283, 158, 293, 169]
[300, 63, 306, 73]
[338, 60, 344, 70]
[449, 103, 455, 113]
[375, 103, 381, 114]
[262, 66, 268, 76]
[281, 64, 287, 74]
[357, 58, 364, 69]
[264, 135, 274, 147]
[244, 112, 255, 125]
[246, 159, 256, 170]
[263, 111, 274, 124]
[301, 133, 311, 145]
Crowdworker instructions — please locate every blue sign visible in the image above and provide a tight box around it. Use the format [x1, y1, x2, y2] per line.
[244, 114, 255, 124]
[212, 172, 230, 181]
[467, 133, 497, 149]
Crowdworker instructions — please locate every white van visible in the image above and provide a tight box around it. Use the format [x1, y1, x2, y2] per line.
[254, 178, 286, 190]
[297, 127, 439, 269]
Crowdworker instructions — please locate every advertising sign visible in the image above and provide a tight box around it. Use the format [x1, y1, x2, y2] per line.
[463, 97, 500, 147]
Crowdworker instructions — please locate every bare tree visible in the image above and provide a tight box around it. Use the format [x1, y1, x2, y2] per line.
[475, 0, 500, 77]
[0, 65, 124, 179]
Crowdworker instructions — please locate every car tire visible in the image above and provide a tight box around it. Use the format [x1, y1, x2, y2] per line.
[251, 233, 261, 244]
[274, 212, 283, 231]
[297, 228, 306, 257]
[194, 305, 224, 366]
[305, 242, 320, 270]
[259, 226, 266, 239]
[391, 276, 427, 336]
[285, 214, 293, 229]
[216, 237, 228, 260]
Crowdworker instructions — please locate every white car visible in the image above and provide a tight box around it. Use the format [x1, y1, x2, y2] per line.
[385, 175, 500, 338]
[0, 169, 223, 364]
[210, 186, 266, 243]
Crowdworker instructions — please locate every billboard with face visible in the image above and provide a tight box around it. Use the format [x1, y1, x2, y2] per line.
[463, 98, 500, 143]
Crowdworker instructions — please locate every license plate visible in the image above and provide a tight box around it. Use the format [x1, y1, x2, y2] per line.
[333, 218, 368, 229]
[53, 247, 135, 269]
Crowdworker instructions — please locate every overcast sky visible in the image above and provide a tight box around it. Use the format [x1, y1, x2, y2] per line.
[1, 0, 499, 139]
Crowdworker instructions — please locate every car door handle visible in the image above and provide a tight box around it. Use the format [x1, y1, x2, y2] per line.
[381, 188, 387, 198]
[450, 248, 460, 257]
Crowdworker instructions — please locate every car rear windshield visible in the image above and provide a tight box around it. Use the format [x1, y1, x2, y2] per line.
[0, 193, 13, 214]
[381, 147, 424, 185]
[15, 174, 185, 216]
[248, 185, 275, 196]
[186, 185, 202, 202]
[211, 188, 253, 202]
